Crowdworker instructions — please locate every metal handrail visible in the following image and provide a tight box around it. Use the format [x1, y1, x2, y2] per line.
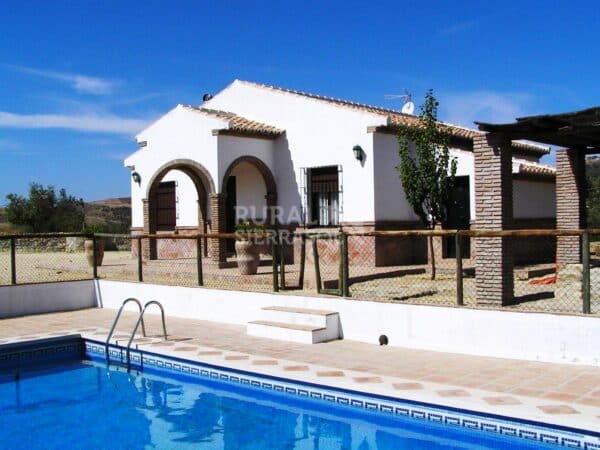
[125, 300, 168, 368]
[105, 298, 146, 360]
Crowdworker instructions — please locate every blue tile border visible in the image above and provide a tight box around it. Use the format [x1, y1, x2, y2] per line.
[82, 339, 600, 449]
[0, 336, 83, 369]
[1, 336, 599, 449]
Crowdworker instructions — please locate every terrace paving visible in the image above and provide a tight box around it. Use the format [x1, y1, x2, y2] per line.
[1, 308, 599, 432]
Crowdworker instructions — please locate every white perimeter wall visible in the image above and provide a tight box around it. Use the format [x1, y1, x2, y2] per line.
[98, 281, 600, 367]
[0, 280, 97, 318]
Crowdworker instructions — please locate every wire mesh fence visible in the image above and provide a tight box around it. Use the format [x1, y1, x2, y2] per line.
[0, 234, 92, 285]
[590, 232, 600, 315]
[0, 229, 597, 316]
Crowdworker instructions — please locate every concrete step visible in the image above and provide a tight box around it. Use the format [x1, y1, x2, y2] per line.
[247, 320, 339, 344]
[260, 306, 337, 327]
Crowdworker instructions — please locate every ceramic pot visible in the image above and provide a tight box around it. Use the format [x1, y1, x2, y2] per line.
[235, 239, 259, 275]
[84, 238, 104, 267]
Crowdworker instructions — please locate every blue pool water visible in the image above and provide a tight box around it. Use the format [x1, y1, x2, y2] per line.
[0, 359, 565, 450]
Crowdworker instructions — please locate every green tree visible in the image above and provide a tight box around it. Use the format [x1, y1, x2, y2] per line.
[587, 157, 600, 231]
[5, 183, 84, 232]
[396, 90, 457, 279]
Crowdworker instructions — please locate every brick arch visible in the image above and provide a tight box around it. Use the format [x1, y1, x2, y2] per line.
[146, 159, 216, 199]
[143, 159, 216, 259]
[220, 155, 277, 227]
[220, 156, 276, 196]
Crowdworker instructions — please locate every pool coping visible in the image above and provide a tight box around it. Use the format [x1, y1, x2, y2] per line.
[1, 335, 599, 449]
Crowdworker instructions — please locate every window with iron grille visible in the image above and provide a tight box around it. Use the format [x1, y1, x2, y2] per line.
[304, 166, 341, 227]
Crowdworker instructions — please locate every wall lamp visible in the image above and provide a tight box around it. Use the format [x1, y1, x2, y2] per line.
[353, 145, 364, 163]
[131, 171, 141, 184]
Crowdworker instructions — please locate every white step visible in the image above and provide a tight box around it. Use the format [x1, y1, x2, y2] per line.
[260, 306, 337, 328]
[247, 320, 340, 344]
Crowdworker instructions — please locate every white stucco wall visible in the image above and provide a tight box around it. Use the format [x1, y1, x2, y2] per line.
[514, 179, 556, 219]
[161, 169, 199, 227]
[205, 81, 386, 224]
[372, 134, 477, 222]
[230, 161, 267, 221]
[372, 133, 419, 222]
[124, 106, 223, 228]
[124, 82, 557, 229]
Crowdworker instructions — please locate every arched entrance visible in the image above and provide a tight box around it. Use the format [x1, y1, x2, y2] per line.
[220, 156, 277, 237]
[144, 159, 215, 259]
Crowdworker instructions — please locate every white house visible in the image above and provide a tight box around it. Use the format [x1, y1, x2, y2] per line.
[124, 80, 555, 265]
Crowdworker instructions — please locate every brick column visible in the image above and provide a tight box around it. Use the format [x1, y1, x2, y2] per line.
[141, 199, 153, 260]
[473, 133, 514, 306]
[556, 149, 586, 264]
[208, 193, 227, 264]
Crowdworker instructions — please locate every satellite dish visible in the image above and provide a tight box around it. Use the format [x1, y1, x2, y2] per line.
[384, 90, 415, 115]
[401, 101, 415, 115]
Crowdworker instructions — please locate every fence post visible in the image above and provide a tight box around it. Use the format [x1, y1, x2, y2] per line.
[92, 235, 98, 279]
[272, 231, 279, 292]
[582, 231, 591, 314]
[312, 237, 322, 293]
[136, 238, 143, 282]
[339, 232, 349, 297]
[196, 237, 203, 286]
[455, 233, 464, 306]
[10, 237, 16, 285]
[279, 230, 286, 289]
[298, 234, 306, 289]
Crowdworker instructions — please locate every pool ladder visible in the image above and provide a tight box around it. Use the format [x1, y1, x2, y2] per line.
[105, 298, 168, 368]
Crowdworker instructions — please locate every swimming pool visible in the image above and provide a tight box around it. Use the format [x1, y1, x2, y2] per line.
[0, 338, 598, 449]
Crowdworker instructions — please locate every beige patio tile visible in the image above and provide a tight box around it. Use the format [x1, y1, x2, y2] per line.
[316, 370, 345, 377]
[436, 389, 470, 398]
[224, 355, 249, 361]
[392, 382, 423, 390]
[251, 359, 279, 366]
[283, 365, 310, 372]
[483, 396, 522, 406]
[353, 376, 382, 384]
[174, 346, 198, 352]
[537, 404, 580, 415]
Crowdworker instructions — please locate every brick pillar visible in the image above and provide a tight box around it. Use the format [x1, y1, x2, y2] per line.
[556, 149, 586, 264]
[209, 193, 226, 264]
[141, 199, 153, 260]
[473, 133, 514, 306]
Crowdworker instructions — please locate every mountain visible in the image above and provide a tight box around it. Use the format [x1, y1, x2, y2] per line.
[0, 197, 132, 234]
[84, 197, 131, 233]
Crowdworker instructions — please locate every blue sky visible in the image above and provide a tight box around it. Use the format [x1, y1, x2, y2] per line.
[1, 1, 598, 202]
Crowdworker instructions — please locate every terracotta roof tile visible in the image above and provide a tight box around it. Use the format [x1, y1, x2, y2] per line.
[517, 162, 556, 179]
[236, 80, 550, 155]
[183, 105, 284, 138]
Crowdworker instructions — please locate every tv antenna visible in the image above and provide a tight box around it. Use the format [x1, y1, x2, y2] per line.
[384, 90, 414, 115]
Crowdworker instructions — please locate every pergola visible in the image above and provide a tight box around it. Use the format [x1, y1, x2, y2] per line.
[471, 107, 600, 305]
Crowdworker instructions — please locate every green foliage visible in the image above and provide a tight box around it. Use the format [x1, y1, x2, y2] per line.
[396, 90, 457, 227]
[235, 221, 265, 233]
[587, 157, 600, 229]
[82, 224, 105, 235]
[5, 183, 85, 232]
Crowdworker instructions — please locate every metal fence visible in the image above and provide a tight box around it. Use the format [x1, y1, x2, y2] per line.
[0, 229, 598, 316]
